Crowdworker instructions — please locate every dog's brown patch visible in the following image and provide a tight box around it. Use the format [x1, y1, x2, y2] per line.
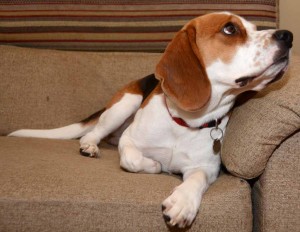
[106, 81, 142, 109]
[193, 14, 248, 66]
[106, 74, 159, 109]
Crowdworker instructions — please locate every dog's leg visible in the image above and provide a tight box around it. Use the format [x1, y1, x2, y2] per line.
[161, 168, 211, 228]
[80, 93, 142, 158]
[118, 136, 162, 174]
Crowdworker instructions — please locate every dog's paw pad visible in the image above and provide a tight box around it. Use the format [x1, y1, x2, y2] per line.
[79, 144, 100, 158]
[79, 148, 92, 157]
[163, 213, 171, 223]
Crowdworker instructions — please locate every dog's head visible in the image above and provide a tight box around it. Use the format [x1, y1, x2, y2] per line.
[155, 12, 293, 112]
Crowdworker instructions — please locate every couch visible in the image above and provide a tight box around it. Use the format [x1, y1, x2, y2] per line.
[0, 1, 299, 231]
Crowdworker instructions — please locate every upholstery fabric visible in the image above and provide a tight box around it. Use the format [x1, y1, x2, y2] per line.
[0, 0, 278, 51]
[252, 132, 300, 232]
[0, 45, 161, 135]
[0, 137, 252, 232]
[222, 55, 300, 179]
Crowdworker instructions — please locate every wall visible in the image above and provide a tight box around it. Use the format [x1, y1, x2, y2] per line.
[280, 0, 300, 55]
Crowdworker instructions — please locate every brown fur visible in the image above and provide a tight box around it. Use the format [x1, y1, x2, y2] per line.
[194, 14, 248, 66]
[155, 23, 211, 112]
[106, 80, 143, 109]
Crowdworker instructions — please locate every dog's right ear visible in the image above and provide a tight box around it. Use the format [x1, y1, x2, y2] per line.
[155, 23, 211, 112]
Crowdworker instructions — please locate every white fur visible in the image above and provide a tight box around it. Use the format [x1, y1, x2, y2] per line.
[8, 123, 93, 140]
[79, 93, 143, 157]
[8, 12, 291, 228]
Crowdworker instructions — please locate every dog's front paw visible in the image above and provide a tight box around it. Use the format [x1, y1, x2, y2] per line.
[162, 187, 200, 228]
[79, 143, 100, 158]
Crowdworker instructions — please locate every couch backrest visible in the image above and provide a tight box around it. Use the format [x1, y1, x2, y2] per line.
[0, 0, 279, 52]
[0, 45, 161, 135]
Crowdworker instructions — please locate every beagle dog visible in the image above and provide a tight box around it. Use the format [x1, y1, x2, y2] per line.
[9, 12, 293, 228]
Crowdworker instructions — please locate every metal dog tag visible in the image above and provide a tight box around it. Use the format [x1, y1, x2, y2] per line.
[213, 139, 222, 154]
[210, 121, 224, 155]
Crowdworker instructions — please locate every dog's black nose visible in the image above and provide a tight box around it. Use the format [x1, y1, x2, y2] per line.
[273, 30, 293, 48]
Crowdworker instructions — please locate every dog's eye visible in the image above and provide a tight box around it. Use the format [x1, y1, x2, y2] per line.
[222, 23, 237, 35]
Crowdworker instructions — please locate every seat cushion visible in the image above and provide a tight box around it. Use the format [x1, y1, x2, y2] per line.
[0, 137, 252, 231]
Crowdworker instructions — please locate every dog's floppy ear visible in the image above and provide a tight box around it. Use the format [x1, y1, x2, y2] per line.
[155, 23, 211, 112]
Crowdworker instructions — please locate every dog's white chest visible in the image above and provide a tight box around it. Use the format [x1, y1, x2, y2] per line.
[122, 95, 223, 174]
[131, 127, 219, 174]
[141, 146, 191, 173]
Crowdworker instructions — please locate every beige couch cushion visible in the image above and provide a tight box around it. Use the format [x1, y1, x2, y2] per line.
[0, 45, 161, 135]
[0, 137, 252, 231]
[222, 55, 300, 179]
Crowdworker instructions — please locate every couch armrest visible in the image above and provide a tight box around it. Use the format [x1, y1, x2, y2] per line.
[252, 131, 299, 232]
[221, 54, 300, 179]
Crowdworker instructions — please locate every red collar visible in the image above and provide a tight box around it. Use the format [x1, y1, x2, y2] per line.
[164, 95, 223, 129]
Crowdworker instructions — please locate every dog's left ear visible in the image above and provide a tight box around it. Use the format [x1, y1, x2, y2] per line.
[155, 23, 211, 112]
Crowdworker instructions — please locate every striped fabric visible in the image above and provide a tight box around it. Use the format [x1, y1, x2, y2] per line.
[0, 0, 278, 52]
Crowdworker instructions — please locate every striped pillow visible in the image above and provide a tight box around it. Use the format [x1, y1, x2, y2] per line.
[0, 0, 279, 52]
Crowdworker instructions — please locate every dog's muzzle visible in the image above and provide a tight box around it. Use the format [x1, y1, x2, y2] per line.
[235, 30, 293, 87]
